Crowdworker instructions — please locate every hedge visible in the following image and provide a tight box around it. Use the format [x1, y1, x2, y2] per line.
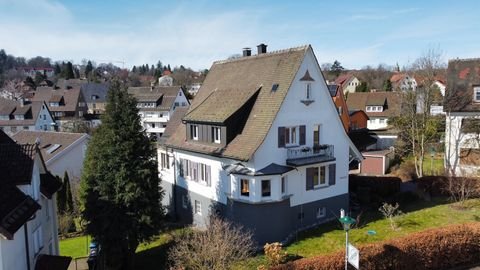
[349, 175, 401, 199]
[272, 223, 480, 270]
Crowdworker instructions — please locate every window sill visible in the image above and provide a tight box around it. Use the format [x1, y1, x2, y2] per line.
[311, 184, 329, 191]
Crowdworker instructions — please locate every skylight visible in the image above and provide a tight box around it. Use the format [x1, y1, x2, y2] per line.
[46, 144, 61, 154]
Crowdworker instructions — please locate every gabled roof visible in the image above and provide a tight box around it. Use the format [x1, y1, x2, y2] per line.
[335, 74, 355, 86]
[444, 58, 480, 112]
[12, 130, 88, 163]
[0, 143, 37, 185]
[128, 86, 181, 111]
[165, 45, 309, 161]
[346, 92, 402, 118]
[390, 73, 407, 83]
[80, 82, 109, 103]
[33, 87, 82, 112]
[159, 107, 189, 143]
[0, 99, 50, 126]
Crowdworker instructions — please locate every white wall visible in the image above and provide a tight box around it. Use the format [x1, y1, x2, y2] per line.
[34, 104, 55, 131]
[367, 117, 389, 130]
[343, 77, 360, 94]
[0, 226, 28, 270]
[47, 136, 88, 182]
[253, 48, 350, 207]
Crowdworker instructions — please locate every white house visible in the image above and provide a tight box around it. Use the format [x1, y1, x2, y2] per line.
[128, 86, 189, 140]
[334, 74, 361, 94]
[391, 73, 417, 91]
[159, 44, 362, 245]
[0, 98, 56, 136]
[444, 58, 480, 176]
[12, 130, 89, 184]
[0, 131, 70, 270]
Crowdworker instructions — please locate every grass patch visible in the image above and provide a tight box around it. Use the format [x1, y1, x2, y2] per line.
[404, 155, 444, 176]
[59, 235, 91, 258]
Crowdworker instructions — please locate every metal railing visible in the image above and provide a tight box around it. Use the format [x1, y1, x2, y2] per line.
[287, 144, 334, 160]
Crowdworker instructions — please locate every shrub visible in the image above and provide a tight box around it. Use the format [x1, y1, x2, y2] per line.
[264, 242, 288, 267]
[378, 202, 403, 230]
[272, 223, 480, 270]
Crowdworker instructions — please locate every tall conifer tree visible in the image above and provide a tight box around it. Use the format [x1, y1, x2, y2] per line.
[81, 80, 164, 270]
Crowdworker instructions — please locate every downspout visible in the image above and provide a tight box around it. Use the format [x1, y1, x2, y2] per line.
[24, 223, 31, 270]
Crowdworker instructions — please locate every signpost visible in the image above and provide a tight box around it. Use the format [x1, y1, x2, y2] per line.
[348, 243, 359, 269]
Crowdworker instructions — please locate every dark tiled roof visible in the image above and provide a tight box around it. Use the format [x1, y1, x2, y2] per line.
[80, 82, 109, 103]
[12, 130, 88, 162]
[40, 172, 62, 199]
[0, 184, 40, 240]
[165, 45, 309, 161]
[328, 84, 339, 97]
[0, 97, 17, 115]
[0, 143, 37, 185]
[12, 105, 31, 115]
[366, 95, 386, 106]
[444, 58, 480, 112]
[223, 162, 294, 176]
[35, 254, 72, 270]
[159, 107, 189, 143]
[346, 92, 402, 118]
[348, 129, 377, 151]
[0, 130, 14, 143]
[49, 95, 64, 103]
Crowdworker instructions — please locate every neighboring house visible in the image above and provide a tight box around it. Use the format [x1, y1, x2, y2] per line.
[15, 67, 55, 78]
[159, 45, 362, 245]
[359, 149, 395, 175]
[128, 86, 189, 140]
[444, 58, 480, 176]
[334, 74, 361, 94]
[80, 82, 109, 116]
[346, 92, 402, 130]
[187, 82, 202, 96]
[0, 98, 55, 135]
[328, 84, 350, 131]
[390, 73, 417, 91]
[32, 84, 88, 130]
[158, 75, 174, 87]
[0, 130, 70, 270]
[12, 130, 89, 183]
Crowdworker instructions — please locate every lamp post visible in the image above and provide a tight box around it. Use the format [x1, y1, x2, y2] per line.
[339, 209, 356, 270]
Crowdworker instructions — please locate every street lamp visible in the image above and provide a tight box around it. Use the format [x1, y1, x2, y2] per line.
[339, 209, 356, 270]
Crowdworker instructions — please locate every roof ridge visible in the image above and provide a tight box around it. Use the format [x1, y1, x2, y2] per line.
[213, 45, 310, 65]
[448, 57, 480, 63]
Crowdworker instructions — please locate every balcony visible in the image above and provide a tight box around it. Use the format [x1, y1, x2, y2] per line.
[286, 144, 335, 167]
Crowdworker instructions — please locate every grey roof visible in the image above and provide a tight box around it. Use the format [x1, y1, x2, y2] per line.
[0, 98, 50, 126]
[328, 84, 338, 97]
[80, 82, 109, 103]
[223, 163, 294, 176]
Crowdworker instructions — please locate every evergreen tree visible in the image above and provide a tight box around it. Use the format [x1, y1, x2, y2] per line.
[64, 171, 74, 213]
[56, 175, 66, 213]
[34, 72, 45, 86]
[355, 81, 368, 92]
[331, 60, 344, 77]
[85, 60, 94, 79]
[65, 62, 75, 79]
[167, 64, 171, 72]
[131, 66, 137, 73]
[383, 79, 393, 92]
[81, 81, 164, 270]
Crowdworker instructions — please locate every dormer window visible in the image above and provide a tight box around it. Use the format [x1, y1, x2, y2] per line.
[212, 126, 221, 143]
[191, 124, 198, 140]
[474, 86, 480, 102]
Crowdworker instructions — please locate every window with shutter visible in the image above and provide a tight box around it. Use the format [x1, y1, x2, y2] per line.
[329, 163, 336, 185]
[278, 127, 285, 147]
[299, 125, 306, 145]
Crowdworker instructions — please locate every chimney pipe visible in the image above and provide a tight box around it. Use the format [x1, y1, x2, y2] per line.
[257, 43, 267, 54]
[242, 47, 252, 57]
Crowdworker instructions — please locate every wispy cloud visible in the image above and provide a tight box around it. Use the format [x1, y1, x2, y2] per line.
[348, 14, 388, 21]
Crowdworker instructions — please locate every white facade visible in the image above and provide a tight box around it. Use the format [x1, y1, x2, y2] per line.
[0, 155, 60, 270]
[46, 135, 89, 182]
[160, 47, 358, 223]
[343, 76, 361, 94]
[139, 89, 189, 139]
[187, 83, 202, 96]
[433, 81, 446, 96]
[367, 117, 389, 130]
[397, 75, 417, 91]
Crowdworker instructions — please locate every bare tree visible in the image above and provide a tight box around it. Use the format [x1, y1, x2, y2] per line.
[378, 202, 403, 231]
[446, 174, 479, 205]
[168, 216, 255, 270]
[390, 47, 445, 178]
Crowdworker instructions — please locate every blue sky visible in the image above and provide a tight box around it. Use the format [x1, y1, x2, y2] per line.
[0, 0, 479, 70]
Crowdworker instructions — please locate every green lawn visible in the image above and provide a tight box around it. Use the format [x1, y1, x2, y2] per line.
[60, 198, 480, 269]
[59, 235, 91, 258]
[403, 154, 444, 176]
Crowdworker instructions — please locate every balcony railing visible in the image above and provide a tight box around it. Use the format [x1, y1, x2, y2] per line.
[287, 144, 334, 160]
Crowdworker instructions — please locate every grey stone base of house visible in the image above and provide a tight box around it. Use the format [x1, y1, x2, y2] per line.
[160, 181, 349, 246]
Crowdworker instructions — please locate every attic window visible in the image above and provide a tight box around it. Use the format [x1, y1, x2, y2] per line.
[272, 84, 279, 91]
[46, 144, 61, 154]
[474, 86, 480, 102]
